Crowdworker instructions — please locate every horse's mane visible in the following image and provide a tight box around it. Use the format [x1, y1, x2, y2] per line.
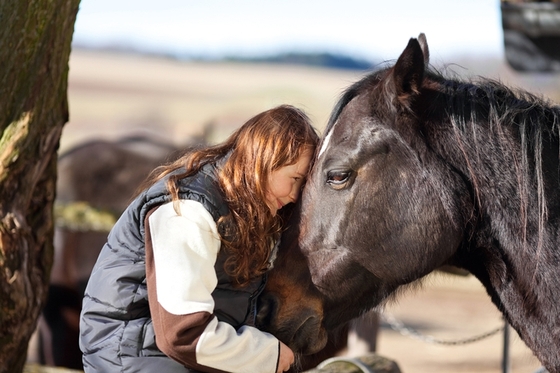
[435, 71, 560, 267]
[328, 64, 560, 136]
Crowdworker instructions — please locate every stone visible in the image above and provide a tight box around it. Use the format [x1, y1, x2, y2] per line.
[303, 354, 402, 373]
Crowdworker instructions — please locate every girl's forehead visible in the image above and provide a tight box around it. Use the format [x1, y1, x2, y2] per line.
[295, 149, 313, 172]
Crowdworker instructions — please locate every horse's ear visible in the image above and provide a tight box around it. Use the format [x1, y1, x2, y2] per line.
[390, 36, 426, 105]
[418, 33, 430, 65]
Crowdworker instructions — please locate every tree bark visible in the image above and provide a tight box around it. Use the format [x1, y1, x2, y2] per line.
[0, 1, 80, 372]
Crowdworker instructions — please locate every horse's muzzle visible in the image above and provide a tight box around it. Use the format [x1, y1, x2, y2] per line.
[256, 292, 328, 355]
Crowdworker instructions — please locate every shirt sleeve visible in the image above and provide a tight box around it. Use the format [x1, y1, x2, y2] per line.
[146, 200, 280, 373]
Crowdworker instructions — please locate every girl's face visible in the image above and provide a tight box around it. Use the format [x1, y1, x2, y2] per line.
[266, 148, 313, 215]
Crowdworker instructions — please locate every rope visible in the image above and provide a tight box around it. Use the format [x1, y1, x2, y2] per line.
[381, 312, 504, 346]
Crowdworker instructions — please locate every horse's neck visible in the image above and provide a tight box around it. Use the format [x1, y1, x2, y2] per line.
[440, 87, 560, 369]
[465, 154, 560, 371]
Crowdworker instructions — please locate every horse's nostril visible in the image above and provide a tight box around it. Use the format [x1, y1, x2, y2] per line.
[255, 294, 278, 328]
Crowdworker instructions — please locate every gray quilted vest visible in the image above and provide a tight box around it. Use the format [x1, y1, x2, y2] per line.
[79, 162, 266, 373]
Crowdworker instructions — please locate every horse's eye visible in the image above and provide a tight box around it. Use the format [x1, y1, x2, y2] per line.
[326, 170, 351, 189]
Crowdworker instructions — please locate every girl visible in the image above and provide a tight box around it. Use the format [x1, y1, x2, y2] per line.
[79, 105, 319, 373]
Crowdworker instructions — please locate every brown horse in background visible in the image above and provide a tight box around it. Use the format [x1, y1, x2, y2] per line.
[29, 133, 198, 368]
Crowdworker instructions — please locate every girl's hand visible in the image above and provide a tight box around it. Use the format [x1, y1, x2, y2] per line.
[277, 341, 294, 373]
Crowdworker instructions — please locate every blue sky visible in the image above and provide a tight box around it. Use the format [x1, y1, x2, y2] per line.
[73, 0, 504, 62]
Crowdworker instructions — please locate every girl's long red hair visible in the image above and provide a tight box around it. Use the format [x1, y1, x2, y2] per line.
[141, 105, 319, 286]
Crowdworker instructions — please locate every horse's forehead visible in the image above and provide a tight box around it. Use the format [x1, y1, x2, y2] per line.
[318, 95, 372, 159]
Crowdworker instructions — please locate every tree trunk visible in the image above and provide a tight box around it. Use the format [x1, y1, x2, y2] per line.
[0, 1, 80, 372]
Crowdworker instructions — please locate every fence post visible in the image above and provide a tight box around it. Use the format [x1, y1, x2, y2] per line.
[502, 319, 510, 373]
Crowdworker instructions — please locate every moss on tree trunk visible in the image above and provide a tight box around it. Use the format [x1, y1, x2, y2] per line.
[0, 1, 80, 372]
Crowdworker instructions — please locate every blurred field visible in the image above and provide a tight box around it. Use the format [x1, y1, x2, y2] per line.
[64, 49, 556, 373]
[66, 49, 560, 152]
[65, 49, 362, 152]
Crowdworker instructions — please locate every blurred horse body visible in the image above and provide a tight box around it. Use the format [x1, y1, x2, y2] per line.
[29, 133, 198, 368]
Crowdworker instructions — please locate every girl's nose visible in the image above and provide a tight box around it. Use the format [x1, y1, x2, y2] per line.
[289, 185, 300, 202]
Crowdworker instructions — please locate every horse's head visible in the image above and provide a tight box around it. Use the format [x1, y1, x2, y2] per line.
[301, 33, 470, 322]
[259, 34, 472, 354]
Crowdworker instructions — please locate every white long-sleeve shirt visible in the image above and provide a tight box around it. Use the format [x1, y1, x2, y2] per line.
[145, 200, 280, 373]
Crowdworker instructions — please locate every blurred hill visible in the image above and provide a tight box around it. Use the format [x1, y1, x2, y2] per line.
[72, 44, 377, 70]
[223, 52, 375, 70]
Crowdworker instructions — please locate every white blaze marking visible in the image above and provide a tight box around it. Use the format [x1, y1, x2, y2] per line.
[317, 121, 337, 159]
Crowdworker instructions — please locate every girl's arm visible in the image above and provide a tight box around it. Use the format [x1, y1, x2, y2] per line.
[146, 200, 283, 373]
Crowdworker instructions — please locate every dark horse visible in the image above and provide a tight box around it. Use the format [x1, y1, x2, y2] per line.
[257, 34, 560, 372]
